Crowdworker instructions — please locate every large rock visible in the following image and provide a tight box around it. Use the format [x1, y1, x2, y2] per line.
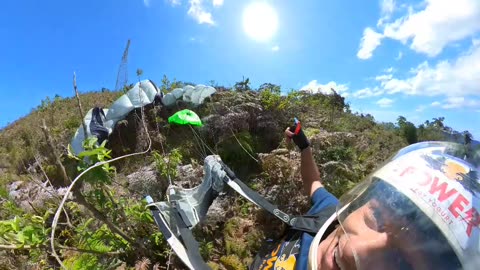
[175, 163, 204, 188]
[8, 179, 69, 213]
[126, 164, 166, 196]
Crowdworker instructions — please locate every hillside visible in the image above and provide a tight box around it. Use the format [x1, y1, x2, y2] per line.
[0, 81, 474, 269]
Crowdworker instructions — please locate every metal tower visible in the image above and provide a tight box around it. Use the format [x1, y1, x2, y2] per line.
[115, 39, 131, 92]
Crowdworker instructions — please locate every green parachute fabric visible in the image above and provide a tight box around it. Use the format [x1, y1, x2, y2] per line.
[168, 109, 203, 126]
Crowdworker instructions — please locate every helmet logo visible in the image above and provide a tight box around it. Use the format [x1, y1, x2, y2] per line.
[442, 160, 469, 182]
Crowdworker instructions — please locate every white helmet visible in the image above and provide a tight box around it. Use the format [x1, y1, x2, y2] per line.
[308, 141, 480, 270]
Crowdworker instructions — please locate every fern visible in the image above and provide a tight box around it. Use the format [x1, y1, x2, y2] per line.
[63, 253, 100, 270]
[135, 257, 151, 270]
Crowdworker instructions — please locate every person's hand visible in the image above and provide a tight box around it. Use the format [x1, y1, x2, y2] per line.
[285, 119, 310, 151]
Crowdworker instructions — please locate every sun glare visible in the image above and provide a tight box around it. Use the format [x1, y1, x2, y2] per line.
[242, 2, 278, 42]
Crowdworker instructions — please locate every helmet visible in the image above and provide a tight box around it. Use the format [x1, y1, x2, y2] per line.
[308, 141, 480, 270]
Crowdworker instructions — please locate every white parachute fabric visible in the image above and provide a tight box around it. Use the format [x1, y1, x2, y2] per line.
[148, 155, 226, 229]
[182, 85, 195, 103]
[70, 80, 216, 154]
[70, 108, 109, 155]
[197, 86, 216, 104]
[105, 80, 158, 124]
[171, 88, 184, 99]
[190, 85, 216, 105]
[162, 84, 216, 107]
[70, 80, 160, 154]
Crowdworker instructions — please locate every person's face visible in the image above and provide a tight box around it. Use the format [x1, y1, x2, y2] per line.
[316, 200, 430, 270]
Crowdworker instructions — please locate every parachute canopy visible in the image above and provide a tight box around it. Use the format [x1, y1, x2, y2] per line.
[70, 80, 216, 154]
[168, 109, 203, 127]
[70, 80, 160, 155]
[162, 85, 216, 107]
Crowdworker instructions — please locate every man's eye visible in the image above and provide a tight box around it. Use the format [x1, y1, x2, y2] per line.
[365, 207, 384, 231]
[371, 207, 386, 231]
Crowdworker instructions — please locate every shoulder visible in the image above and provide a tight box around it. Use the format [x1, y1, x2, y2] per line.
[307, 187, 339, 215]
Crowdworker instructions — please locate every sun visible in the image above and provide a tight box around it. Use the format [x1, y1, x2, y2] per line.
[242, 2, 278, 42]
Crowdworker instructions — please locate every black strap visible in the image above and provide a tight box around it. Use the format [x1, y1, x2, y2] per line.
[148, 204, 172, 239]
[220, 161, 294, 224]
[171, 203, 211, 270]
[148, 162, 336, 270]
[90, 107, 109, 143]
[289, 205, 337, 234]
[220, 161, 336, 234]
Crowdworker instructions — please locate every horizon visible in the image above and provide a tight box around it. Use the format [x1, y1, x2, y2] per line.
[1, 0, 479, 138]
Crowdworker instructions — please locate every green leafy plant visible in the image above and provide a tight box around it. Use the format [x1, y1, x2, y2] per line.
[68, 137, 116, 185]
[0, 214, 49, 248]
[152, 149, 182, 179]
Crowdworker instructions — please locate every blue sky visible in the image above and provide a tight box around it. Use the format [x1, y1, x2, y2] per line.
[1, 0, 479, 137]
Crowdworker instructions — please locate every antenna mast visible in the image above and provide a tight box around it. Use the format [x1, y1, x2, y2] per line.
[115, 39, 130, 91]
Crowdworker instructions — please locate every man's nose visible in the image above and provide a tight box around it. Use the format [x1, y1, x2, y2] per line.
[338, 233, 389, 270]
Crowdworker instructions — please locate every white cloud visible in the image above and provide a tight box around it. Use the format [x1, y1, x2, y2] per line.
[431, 101, 441, 107]
[168, 0, 181, 5]
[357, 27, 384, 59]
[378, 0, 396, 27]
[395, 51, 403, 60]
[212, 0, 223, 7]
[188, 0, 215, 25]
[382, 0, 480, 57]
[416, 105, 426, 112]
[352, 87, 384, 99]
[375, 74, 393, 81]
[376, 98, 394, 108]
[441, 97, 480, 109]
[384, 67, 395, 73]
[381, 0, 395, 15]
[272, 45, 280, 52]
[374, 42, 480, 97]
[301, 80, 349, 96]
[382, 78, 412, 94]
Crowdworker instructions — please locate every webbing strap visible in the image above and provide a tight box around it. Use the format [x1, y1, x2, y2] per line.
[220, 161, 336, 233]
[171, 203, 211, 270]
[147, 203, 195, 269]
[220, 162, 294, 224]
[289, 206, 337, 234]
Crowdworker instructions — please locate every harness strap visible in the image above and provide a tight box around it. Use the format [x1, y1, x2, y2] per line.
[171, 202, 211, 270]
[220, 162, 294, 223]
[147, 161, 336, 270]
[147, 199, 195, 269]
[221, 161, 336, 233]
[289, 206, 337, 234]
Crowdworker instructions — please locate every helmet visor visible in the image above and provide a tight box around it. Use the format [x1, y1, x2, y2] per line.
[334, 178, 462, 270]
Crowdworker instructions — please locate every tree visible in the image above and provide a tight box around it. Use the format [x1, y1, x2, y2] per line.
[402, 122, 418, 144]
[397, 116, 418, 144]
[136, 68, 143, 82]
[463, 131, 473, 145]
[432, 117, 445, 129]
[397, 116, 407, 127]
[234, 76, 251, 92]
[258, 83, 280, 94]
[208, 80, 217, 87]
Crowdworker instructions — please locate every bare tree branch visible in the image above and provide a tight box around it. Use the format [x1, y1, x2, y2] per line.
[40, 119, 71, 186]
[73, 72, 88, 139]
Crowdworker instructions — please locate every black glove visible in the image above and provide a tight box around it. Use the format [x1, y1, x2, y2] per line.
[288, 120, 310, 151]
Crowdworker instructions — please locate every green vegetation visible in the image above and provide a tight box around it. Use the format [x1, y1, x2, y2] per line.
[0, 76, 475, 269]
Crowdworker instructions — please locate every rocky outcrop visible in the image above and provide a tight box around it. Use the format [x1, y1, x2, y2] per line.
[8, 179, 69, 213]
[126, 163, 165, 197]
